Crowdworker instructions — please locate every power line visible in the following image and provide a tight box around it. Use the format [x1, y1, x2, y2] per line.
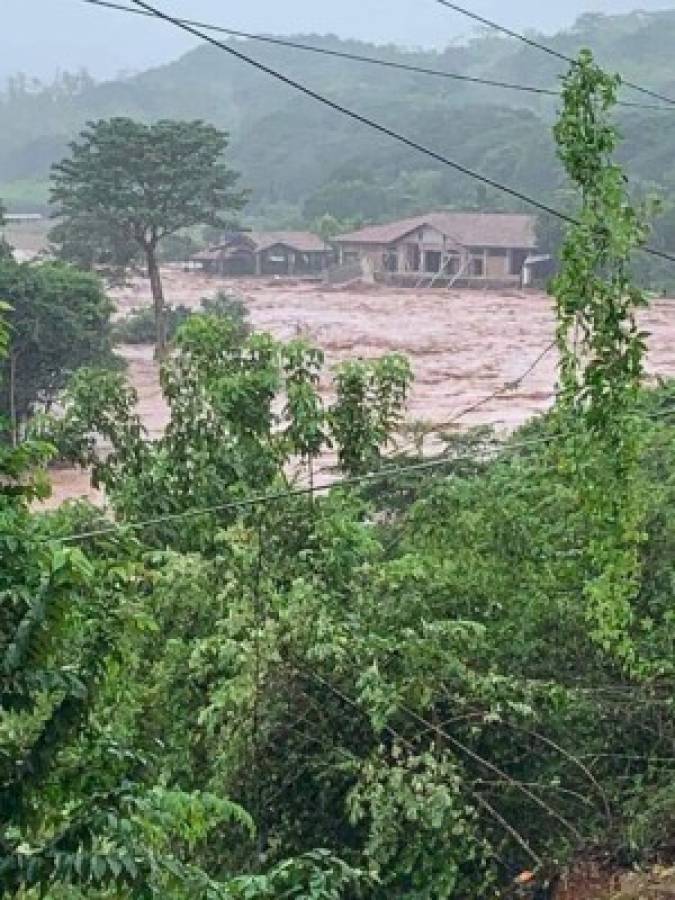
[444, 340, 557, 425]
[41, 431, 566, 545]
[38, 401, 675, 546]
[79, 0, 673, 113]
[107, 0, 675, 268]
[41, 338, 560, 545]
[394, 340, 557, 457]
[433, 0, 675, 109]
[294, 664, 545, 866]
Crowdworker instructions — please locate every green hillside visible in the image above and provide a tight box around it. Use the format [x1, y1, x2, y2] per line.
[3, 9, 675, 234]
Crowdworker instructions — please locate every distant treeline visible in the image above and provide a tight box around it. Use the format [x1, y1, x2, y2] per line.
[4, 13, 675, 284]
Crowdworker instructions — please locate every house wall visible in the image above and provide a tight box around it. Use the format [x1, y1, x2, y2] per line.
[339, 243, 387, 271]
[337, 238, 533, 284]
[259, 245, 330, 276]
[486, 249, 509, 278]
[259, 245, 294, 275]
[223, 253, 256, 276]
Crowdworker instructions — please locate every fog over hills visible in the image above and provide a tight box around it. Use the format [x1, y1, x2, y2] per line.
[4, 1, 675, 281]
[4, 0, 675, 81]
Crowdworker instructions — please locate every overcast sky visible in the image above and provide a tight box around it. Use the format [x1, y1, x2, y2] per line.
[4, 0, 675, 82]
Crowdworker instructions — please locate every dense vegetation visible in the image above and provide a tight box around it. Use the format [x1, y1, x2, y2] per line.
[0, 258, 117, 443]
[0, 51, 673, 898]
[111, 293, 250, 347]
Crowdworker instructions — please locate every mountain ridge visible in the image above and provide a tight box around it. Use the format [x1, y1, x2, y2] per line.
[3, 9, 675, 233]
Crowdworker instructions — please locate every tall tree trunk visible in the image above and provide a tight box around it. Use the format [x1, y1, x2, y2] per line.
[9, 351, 18, 448]
[146, 243, 167, 356]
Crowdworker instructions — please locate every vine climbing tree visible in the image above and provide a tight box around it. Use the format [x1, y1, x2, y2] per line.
[551, 50, 654, 673]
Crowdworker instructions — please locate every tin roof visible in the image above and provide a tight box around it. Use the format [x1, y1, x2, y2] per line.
[248, 231, 329, 253]
[335, 212, 537, 249]
[193, 231, 329, 261]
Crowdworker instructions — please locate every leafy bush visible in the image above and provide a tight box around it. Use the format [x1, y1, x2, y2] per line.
[201, 291, 251, 343]
[113, 303, 193, 345]
[113, 292, 250, 346]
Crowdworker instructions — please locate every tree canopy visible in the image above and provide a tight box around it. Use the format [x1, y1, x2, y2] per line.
[50, 118, 246, 352]
[0, 259, 116, 443]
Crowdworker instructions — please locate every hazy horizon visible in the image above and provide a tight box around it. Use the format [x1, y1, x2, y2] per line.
[3, 0, 675, 83]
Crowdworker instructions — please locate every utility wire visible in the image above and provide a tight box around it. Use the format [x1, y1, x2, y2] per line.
[41, 432, 566, 545]
[109, 0, 675, 268]
[294, 664, 545, 866]
[79, 0, 673, 113]
[37, 402, 675, 546]
[433, 0, 675, 109]
[445, 340, 557, 426]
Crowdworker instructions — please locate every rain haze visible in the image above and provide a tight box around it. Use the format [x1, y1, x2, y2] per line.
[3, 0, 675, 81]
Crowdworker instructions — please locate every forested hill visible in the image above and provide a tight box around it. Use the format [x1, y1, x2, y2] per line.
[4, 8, 675, 227]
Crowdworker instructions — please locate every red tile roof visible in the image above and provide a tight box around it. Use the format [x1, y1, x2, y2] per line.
[335, 212, 537, 249]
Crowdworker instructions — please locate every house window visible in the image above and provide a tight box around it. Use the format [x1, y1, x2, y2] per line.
[384, 251, 399, 272]
[470, 255, 485, 277]
[424, 250, 442, 273]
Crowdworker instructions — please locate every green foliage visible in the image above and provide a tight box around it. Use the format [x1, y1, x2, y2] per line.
[550, 51, 655, 674]
[112, 292, 250, 347]
[3, 47, 675, 898]
[50, 118, 245, 258]
[7, 16, 675, 286]
[200, 293, 250, 342]
[47, 318, 409, 549]
[0, 259, 116, 440]
[330, 355, 413, 476]
[225, 851, 368, 898]
[348, 748, 494, 897]
[282, 340, 327, 466]
[0, 306, 361, 898]
[48, 213, 142, 284]
[50, 118, 246, 352]
[112, 304, 193, 346]
[553, 51, 649, 425]
[310, 213, 363, 242]
[0, 197, 13, 260]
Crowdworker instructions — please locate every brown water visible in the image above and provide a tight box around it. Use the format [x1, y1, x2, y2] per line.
[41, 268, 675, 507]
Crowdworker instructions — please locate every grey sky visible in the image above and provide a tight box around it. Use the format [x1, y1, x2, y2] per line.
[4, 0, 675, 82]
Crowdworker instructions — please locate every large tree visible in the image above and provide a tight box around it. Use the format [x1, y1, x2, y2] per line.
[0, 259, 115, 443]
[50, 118, 246, 353]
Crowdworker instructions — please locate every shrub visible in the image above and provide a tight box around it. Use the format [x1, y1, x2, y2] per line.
[112, 293, 250, 346]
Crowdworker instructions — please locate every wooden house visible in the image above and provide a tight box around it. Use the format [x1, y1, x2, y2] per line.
[333, 212, 537, 287]
[191, 231, 331, 277]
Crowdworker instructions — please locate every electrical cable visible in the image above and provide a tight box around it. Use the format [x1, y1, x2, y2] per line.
[79, 0, 674, 113]
[110, 0, 675, 268]
[433, 0, 675, 109]
[40, 430, 567, 545]
[37, 400, 675, 546]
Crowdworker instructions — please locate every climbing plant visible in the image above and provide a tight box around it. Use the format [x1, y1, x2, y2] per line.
[551, 50, 657, 673]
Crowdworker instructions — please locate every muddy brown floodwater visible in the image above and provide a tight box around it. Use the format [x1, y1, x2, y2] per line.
[43, 267, 675, 508]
